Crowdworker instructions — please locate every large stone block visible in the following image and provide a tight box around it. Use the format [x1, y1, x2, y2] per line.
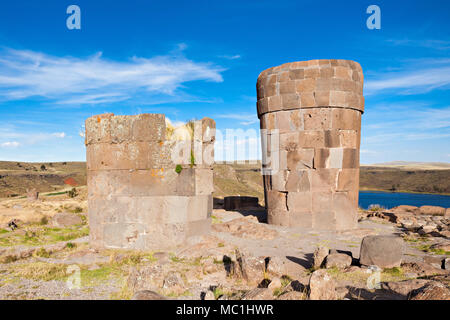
[359, 236, 404, 268]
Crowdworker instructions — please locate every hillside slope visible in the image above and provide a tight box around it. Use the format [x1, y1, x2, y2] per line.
[0, 161, 449, 199]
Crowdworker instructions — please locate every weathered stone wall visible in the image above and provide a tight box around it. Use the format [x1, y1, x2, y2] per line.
[85, 113, 215, 250]
[257, 59, 364, 230]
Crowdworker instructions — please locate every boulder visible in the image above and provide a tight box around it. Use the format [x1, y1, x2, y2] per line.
[127, 265, 165, 292]
[313, 246, 329, 269]
[325, 253, 352, 269]
[409, 282, 450, 300]
[233, 249, 266, 284]
[241, 288, 274, 300]
[162, 272, 185, 295]
[419, 206, 446, 216]
[381, 279, 430, 297]
[391, 205, 419, 214]
[401, 262, 446, 277]
[132, 290, 167, 300]
[277, 291, 306, 300]
[423, 256, 445, 270]
[268, 277, 282, 290]
[444, 258, 449, 270]
[359, 235, 403, 268]
[430, 242, 450, 252]
[308, 269, 337, 300]
[212, 216, 278, 240]
[446, 208, 450, 217]
[52, 213, 83, 227]
[266, 256, 305, 279]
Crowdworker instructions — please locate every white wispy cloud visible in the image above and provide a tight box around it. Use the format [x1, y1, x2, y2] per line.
[1, 141, 20, 148]
[0, 47, 224, 105]
[0, 127, 67, 146]
[365, 65, 450, 95]
[219, 54, 241, 60]
[387, 39, 450, 50]
[215, 113, 258, 125]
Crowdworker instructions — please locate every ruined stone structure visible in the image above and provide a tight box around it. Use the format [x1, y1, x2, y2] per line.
[257, 59, 364, 230]
[85, 113, 215, 250]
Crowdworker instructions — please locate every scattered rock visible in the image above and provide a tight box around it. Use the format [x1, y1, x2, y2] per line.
[163, 272, 184, 290]
[308, 269, 337, 300]
[277, 291, 306, 300]
[127, 265, 165, 293]
[391, 205, 419, 214]
[401, 262, 447, 277]
[423, 256, 444, 270]
[381, 279, 430, 297]
[242, 288, 274, 300]
[359, 235, 403, 268]
[313, 246, 328, 269]
[419, 206, 446, 216]
[268, 277, 282, 290]
[325, 253, 352, 269]
[233, 249, 266, 284]
[266, 256, 305, 279]
[430, 242, 450, 252]
[409, 282, 450, 300]
[212, 216, 278, 240]
[132, 290, 167, 300]
[52, 212, 83, 227]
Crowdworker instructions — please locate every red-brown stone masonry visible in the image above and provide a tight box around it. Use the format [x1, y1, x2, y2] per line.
[257, 60, 363, 231]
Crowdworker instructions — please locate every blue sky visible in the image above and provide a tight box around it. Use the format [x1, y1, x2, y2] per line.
[0, 0, 449, 163]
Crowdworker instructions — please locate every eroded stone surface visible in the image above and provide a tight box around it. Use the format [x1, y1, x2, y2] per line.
[85, 114, 216, 250]
[257, 60, 363, 230]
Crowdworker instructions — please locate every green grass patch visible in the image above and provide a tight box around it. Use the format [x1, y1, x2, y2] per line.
[44, 191, 68, 196]
[414, 244, 450, 255]
[0, 226, 89, 247]
[34, 248, 51, 258]
[12, 262, 68, 281]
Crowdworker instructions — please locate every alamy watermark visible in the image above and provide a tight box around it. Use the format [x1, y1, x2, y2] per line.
[366, 5, 381, 30]
[67, 5, 81, 30]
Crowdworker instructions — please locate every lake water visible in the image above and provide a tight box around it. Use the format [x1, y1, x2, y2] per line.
[359, 191, 450, 210]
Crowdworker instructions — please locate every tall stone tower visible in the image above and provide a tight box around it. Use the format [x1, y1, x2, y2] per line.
[85, 113, 215, 250]
[256, 60, 364, 230]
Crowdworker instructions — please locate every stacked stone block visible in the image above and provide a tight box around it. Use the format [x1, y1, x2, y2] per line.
[85, 113, 215, 250]
[257, 59, 364, 230]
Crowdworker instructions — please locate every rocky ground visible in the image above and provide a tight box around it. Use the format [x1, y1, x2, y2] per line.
[0, 192, 449, 300]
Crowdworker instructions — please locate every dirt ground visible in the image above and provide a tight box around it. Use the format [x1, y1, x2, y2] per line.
[0, 192, 448, 300]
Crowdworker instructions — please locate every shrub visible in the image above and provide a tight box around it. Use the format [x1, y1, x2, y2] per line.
[68, 188, 78, 198]
[175, 165, 183, 174]
[40, 216, 49, 225]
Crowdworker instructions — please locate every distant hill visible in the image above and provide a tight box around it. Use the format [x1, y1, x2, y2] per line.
[367, 161, 450, 170]
[0, 160, 449, 199]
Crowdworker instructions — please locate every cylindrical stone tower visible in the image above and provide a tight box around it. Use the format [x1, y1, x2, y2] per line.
[85, 113, 215, 250]
[257, 59, 364, 230]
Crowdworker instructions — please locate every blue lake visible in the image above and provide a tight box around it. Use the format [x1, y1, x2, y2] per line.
[359, 191, 450, 210]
